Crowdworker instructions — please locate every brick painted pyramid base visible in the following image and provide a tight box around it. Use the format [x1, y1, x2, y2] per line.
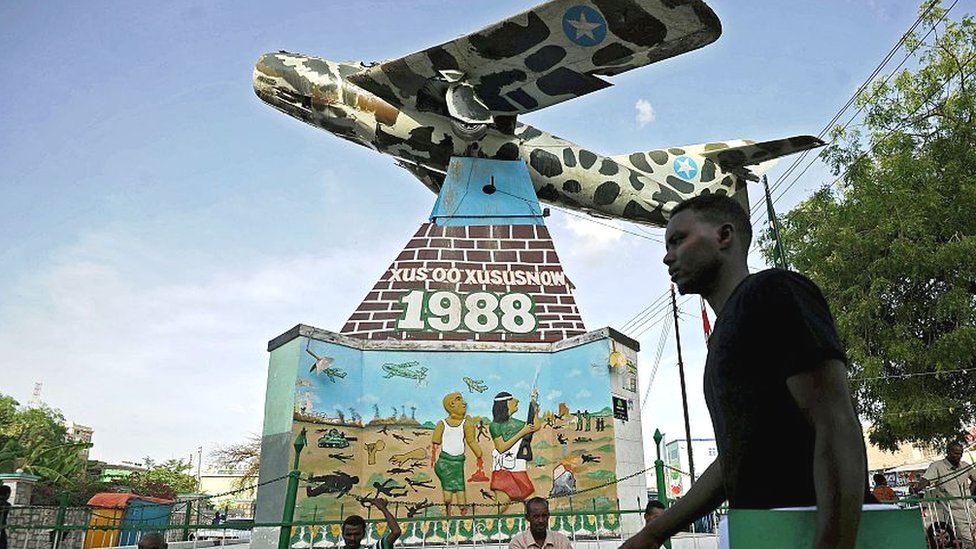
[341, 157, 586, 343]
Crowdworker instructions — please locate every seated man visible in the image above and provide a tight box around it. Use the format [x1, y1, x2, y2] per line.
[341, 498, 401, 549]
[508, 497, 572, 549]
[644, 500, 666, 524]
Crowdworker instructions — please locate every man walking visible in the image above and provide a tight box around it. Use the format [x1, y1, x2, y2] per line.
[508, 497, 572, 549]
[621, 194, 867, 549]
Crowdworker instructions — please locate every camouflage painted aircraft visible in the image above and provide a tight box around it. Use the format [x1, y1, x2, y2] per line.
[462, 377, 488, 393]
[305, 346, 347, 383]
[253, 0, 824, 225]
[381, 361, 429, 384]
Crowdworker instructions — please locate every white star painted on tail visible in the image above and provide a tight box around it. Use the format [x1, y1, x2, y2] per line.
[568, 12, 602, 41]
[675, 158, 696, 179]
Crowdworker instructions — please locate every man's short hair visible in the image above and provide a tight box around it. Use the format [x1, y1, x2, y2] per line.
[948, 441, 964, 452]
[872, 473, 886, 485]
[644, 500, 666, 514]
[671, 194, 753, 252]
[524, 496, 548, 515]
[343, 515, 367, 530]
[0, 485, 10, 497]
[137, 532, 167, 549]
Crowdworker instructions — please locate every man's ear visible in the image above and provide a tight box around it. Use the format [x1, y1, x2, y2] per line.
[716, 223, 735, 249]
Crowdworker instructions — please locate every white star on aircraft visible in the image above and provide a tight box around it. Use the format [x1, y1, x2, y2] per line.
[569, 13, 602, 40]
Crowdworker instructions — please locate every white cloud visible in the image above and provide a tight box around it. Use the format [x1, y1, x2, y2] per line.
[635, 98, 655, 128]
[575, 389, 591, 399]
[0, 224, 395, 464]
[561, 215, 623, 263]
[568, 369, 582, 378]
[545, 390, 562, 402]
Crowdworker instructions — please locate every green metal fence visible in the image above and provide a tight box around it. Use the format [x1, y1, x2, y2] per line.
[2, 427, 969, 549]
[4, 496, 975, 549]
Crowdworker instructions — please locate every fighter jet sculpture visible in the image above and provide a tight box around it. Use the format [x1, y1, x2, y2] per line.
[253, 0, 824, 225]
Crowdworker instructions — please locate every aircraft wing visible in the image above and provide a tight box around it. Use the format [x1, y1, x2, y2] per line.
[348, 0, 721, 123]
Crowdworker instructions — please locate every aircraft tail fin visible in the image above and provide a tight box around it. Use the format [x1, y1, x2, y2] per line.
[697, 135, 825, 181]
[613, 135, 824, 221]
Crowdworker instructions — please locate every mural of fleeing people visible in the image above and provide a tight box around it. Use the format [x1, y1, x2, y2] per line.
[431, 392, 485, 515]
[490, 390, 542, 513]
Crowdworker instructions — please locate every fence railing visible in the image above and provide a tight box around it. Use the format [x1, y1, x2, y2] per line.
[2, 508, 647, 549]
[5, 495, 976, 549]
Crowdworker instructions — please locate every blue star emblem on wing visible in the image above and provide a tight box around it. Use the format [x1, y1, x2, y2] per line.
[673, 156, 699, 181]
[562, 5, 607, 47]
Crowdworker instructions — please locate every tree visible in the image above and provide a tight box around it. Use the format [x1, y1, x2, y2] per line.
[0, 394, 91, 492]
[209, 436, 261, 489]
[127, 459, 198, 500]
[762, 0, 976, 450]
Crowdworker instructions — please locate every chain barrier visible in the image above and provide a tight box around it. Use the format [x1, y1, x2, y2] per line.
[78, 472, 292, 521]
[297, 464, 655, 510]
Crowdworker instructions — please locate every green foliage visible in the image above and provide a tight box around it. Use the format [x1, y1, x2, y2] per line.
[127, 459, 198, 500]
[762, 1, 976, 450]
[583, 470, 616, 481]
[0, 394, 91, 496]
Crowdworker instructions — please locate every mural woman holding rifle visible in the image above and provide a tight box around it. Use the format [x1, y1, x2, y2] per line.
[489, 389, 541, 512]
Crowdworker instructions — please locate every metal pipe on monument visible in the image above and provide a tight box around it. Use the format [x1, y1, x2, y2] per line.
[278, 428, 307, 549]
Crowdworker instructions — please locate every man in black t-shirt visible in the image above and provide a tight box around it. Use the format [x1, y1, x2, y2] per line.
[621, 194, 866, 549]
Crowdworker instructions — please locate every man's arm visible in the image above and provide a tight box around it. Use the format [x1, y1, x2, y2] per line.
[431, 421, 444, 466]
[463, 417, 483, 459]
[371, 498, 401, 546]
[786, 359, 865, 549]
[620, 460, 726, 549]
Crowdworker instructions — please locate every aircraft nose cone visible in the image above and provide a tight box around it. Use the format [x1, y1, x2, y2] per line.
[253, 53, 276, 97]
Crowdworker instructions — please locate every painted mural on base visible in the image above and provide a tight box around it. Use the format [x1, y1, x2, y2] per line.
[291, 336, 621, 522]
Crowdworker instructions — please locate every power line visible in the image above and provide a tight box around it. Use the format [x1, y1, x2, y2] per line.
[752, 0, 958, 234]
[631, 296, 693, 339]
[622, 295, 673, 337]
[612, 4, 959, 332]
[548, 204, 664, 243]
[620, 290, 671, 333]
[857, 368, 972, 382]
[641, 321, 672, 409]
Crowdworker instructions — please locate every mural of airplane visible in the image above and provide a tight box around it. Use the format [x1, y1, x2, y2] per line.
[382, 361, 428, 384]
[305, 345, 347, 383]
[462, 377, 488, 393]
[253, 0, 824, 226]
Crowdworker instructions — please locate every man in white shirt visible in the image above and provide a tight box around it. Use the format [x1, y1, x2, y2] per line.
[916, 442, 976, 548]
[508, 497, 572, 549]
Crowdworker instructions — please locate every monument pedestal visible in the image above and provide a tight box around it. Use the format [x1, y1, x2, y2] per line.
[252, 158, 646, 549]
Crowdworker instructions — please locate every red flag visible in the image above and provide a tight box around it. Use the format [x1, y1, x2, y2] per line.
[700, 297, 711, 341]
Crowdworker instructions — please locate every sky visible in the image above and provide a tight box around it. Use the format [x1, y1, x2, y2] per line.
[0, 0, 952, 469]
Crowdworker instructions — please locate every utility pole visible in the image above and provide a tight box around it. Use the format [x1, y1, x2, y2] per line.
[196, 446, 203, 491]
[763, 175, 789, 270]
[671, 285, 695, 485]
